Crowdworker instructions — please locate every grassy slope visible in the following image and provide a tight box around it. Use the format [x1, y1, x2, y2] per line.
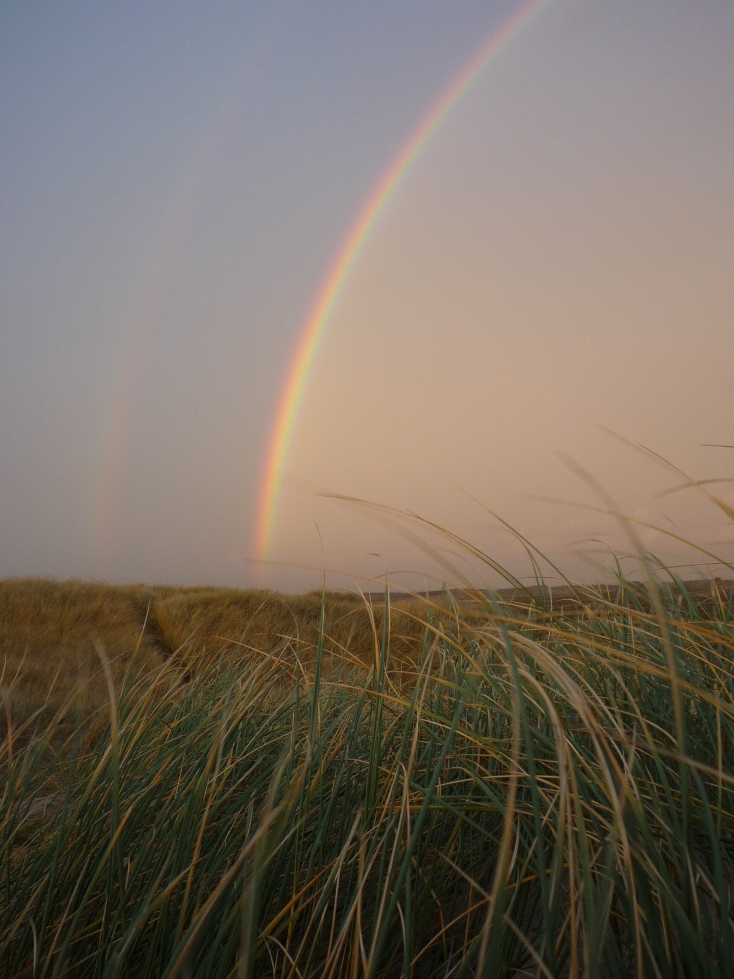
[2, 576, 731, 728]
[0, 578, 443, 730]
[2, 573, 734, 976]
[0, 579, 164, 732]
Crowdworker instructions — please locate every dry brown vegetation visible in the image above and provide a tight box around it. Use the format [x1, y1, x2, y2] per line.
[3, 575, 731, 736]
[0, 579, 162, 733]
[0, 578, 444, 731]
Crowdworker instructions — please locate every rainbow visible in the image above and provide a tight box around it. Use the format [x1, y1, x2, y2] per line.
[255, 0, 552, 561]
[89, 7, 289, 568]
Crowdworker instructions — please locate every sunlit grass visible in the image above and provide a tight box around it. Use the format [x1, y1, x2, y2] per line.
[2, 553, 734, 978]
[0, 579, 432, 733]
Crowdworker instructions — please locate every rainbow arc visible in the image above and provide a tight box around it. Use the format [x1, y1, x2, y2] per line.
[255, 0, 551, 562]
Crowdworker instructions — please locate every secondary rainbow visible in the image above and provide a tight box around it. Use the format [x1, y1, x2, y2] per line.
[255, 0, 552, 561]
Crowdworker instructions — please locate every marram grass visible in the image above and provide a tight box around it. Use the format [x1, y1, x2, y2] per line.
[2, 575, 734, 978]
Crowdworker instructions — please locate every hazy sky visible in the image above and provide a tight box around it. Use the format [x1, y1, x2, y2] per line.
[2, 0, 733, 591]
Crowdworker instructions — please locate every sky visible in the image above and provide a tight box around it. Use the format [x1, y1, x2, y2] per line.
[1, 0, 733, 592]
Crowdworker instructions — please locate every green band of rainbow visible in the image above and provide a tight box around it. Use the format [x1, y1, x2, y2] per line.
[255, 0, 550, 562]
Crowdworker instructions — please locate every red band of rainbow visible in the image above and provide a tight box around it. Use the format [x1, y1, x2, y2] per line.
[254, 0, 551, 562]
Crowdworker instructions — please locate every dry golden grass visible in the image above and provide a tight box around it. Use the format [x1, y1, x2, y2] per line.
[147, 586, 440, 670]
[0, 579, 165, 733]
[4, 575, 731, 739]
[0, 579, 441, 731]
